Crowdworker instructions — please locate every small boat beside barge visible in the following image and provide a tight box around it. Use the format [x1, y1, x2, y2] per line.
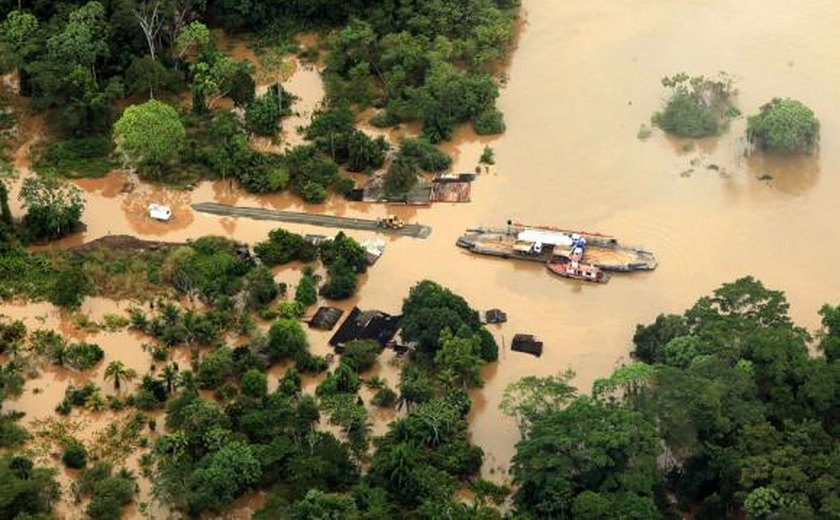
[547, 256, 610, 283]
[456, 224, 657, 272]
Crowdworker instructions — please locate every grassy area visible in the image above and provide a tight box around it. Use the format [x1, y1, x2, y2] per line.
[33, 137, 116, 179]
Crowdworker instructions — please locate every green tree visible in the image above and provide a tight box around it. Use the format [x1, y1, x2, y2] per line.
[818, 304, 840, 362]
[0, 11, 40, 81]
[246, 90, 283, 136]
[113, 99, 185, 177]
[511, 396, 660, 518]
[295, 269, 318, 307]
[434, 330, 484, 389]
[86, 475, 136, 520]
[653, 73, 738, 138]
[49, 265, 92, 310]
[0, 181, 12, 229]
[245, 266, 279, 309]
[185, 441, 261, 514]
[104, 361, 137, 391]
[289, 489, 359, 519]
[254, 228, 309, 265]
[240, 369, 267, 399]
[383, 153, 418, 197]
[62, 441, 87, 468]
[19, 176, 84, 241]
[747, 98, 819, 154]
[174, 21, 211, 61]
[0, 456, 60, 518]
[342, 339, 382, 372]
[500, 369, 577, 437]
[26, 2, 124, 135]
[319, 257, 358, 300]
[196, 346, 234, 389]
[267, 319, 309, 361]
[400, 280, 482, 358]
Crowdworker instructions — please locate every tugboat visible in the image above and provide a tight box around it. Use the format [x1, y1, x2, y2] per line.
[546, 235, 610, 283]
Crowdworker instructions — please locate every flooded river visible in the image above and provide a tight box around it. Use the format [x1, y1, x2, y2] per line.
[6, 0, 840, 511]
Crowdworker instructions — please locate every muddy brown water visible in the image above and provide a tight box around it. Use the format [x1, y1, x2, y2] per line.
[5, 0, 840, 515]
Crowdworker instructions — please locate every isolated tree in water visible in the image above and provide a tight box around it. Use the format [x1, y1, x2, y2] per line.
[113, 99, 185, 178]
[747, 98, 820, 154]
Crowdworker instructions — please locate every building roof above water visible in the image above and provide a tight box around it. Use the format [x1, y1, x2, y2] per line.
[329, 307, 402, 349]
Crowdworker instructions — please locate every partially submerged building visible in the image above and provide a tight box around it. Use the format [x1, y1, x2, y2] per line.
[308, 306, 344, 331]
[511, 334, 543, 357]
[357, 171, 475, 204]
[329, 307, 402, 351]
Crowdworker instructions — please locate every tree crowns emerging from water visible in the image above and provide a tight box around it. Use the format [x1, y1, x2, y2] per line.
[747, 98, 820, 155]
[653, 72, 739, 138]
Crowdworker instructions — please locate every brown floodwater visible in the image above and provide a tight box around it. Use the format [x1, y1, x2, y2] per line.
[6, 0, 840, 513]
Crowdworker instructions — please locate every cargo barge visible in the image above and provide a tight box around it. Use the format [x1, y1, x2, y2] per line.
[456, 224, 657, 272]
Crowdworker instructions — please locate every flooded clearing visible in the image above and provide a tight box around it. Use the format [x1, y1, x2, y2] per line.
[6, 0, 840, 514]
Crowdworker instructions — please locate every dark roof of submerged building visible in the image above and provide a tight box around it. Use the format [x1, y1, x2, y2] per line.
[309, 306, 344, 331]
[329, 307, 402, 348]
[511, 333, 543, 357]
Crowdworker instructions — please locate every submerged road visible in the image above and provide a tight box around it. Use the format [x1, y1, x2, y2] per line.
[191, 202, 433, 239]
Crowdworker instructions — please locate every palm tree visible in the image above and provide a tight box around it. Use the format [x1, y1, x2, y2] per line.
[104, 361, 137, 391]
[159, 363, 178, 395]
[177, 369, 197, 393]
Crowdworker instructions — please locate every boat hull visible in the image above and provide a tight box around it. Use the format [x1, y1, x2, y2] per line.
[546, 260, 611, 283]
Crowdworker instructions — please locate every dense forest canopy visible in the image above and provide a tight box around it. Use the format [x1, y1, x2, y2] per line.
[508, 277, 840, 519]
[0, 0, 518, 198]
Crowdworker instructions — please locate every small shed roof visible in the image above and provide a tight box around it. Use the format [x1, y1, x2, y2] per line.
[309, 306, 344, 331]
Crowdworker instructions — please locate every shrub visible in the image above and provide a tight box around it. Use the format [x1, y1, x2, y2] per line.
[254, 228, 308, 266]
[86, 476, 136, 520]
[398, 138, 452, 172]
[295, 351, 329, 374]
[384, 154, 418, 197]
[62, 441, 87, 469]
[240, 369, 267, 399]
[342, 340, 382, 372]
[49, 265, 91, 309]
[36, 137, 114, 178]
[246, 91, 283, 136]
[318, 233, 367, 272]
[277, 300, 305, 319]
[229, 68, 256, 107]
[19, 176, 84, 241]
[372, 387, 397, 408]
[652, 73, 737, 138]
[346, 131, 388, 172]
[63, 342, 104, 370]
[299, 181, 327, 203]
[196, 346, 234, 389]
[319, 257, 358, 300]
[335, 176, 356, 198]
[480, 146, 495, 165]
[747, 98, 820, 154]
[295, 270, 318, 307]
[473, 108, 506, 135]
[267, 319, 309, 361]
[245, 266, 279, 309]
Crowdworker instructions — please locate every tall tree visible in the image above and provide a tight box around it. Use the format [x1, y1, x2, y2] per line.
[511, 396, 660, 518]
[104, 361, 137, 391]
[113, 99, 185, 178]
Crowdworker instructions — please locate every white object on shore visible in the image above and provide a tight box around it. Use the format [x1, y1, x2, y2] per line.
[148, 203, 172, 221]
